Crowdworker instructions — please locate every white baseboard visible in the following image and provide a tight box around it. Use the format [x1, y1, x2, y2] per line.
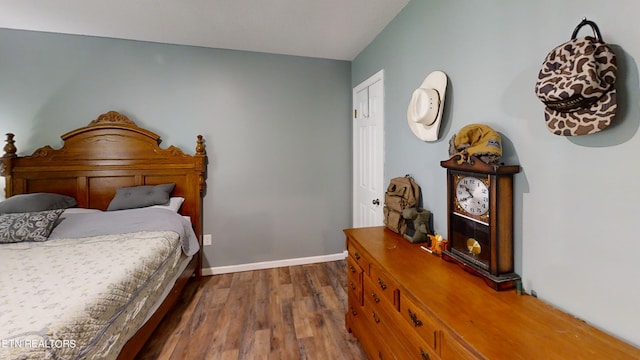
[201, 250, 348, 276]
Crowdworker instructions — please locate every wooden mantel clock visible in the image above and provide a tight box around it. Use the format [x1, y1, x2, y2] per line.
[441, 155, 520, 291]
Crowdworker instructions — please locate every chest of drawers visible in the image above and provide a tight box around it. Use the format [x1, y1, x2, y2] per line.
[344, 227, 640, 360]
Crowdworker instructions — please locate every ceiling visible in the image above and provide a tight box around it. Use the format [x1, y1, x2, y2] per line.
[0, 0, 410, 61]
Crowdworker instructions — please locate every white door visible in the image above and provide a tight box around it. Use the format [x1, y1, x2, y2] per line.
[353, 70, 385, 228]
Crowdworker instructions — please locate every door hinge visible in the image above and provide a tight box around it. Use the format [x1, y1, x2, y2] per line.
[354, 109, 357, 119]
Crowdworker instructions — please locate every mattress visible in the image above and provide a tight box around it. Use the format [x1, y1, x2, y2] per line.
[0, 230, 186, 360]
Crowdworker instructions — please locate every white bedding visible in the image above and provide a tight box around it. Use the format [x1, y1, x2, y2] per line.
[0, 208, 198, 360]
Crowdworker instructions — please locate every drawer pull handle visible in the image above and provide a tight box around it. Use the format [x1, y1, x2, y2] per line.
[350, 265, 356, 273]
[372, 312, 380, 324]
[408, 309, 423, 327]
[377, 278, 387, 290]
[350, 282, 356, 290]
[354, 252, 361, 260]
[371, 292, 380, 303]
[351, 306, 357, 316]
[420, 348, 430, 360]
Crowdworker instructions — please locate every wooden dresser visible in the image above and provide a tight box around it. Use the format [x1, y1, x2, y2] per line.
[344, 227, 640, 360]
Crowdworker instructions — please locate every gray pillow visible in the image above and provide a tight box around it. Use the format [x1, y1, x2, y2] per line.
[107, 183, 176, 211]
[0, 193, 77, 214]
[0, 209, 65, 243]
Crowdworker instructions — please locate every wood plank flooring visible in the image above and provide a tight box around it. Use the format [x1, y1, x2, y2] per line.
[136, 260, 367, 360]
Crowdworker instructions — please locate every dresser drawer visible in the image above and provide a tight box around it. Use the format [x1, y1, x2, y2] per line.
[347, 295, 394, 360]
[363, 272, 387, 311]
[355, 323, 397, 360]
[441, 333, 481, 360]
[367, 276, 440, 359]
[362, 283, 410, 360]
[347, 238, 371, 275]
[407, 337, 442, 359]
[369, 263, 400, 309]
[347, 255, 363, 306]
[349, 293, 398, 360]
[395, 324, 442, 360]
[346, 295, 362, 332]
[399, 293, 441, 352]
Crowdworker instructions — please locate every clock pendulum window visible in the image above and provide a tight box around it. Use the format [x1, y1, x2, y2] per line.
[441, 155, 520, 291]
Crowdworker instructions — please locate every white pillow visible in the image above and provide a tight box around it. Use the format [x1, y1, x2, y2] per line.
[149, 197, 185, 213]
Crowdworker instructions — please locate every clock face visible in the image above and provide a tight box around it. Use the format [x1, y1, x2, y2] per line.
[455, 176, 489, 217]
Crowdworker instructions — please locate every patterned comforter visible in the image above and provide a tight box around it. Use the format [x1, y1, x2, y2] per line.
[0, 209, 195, 360]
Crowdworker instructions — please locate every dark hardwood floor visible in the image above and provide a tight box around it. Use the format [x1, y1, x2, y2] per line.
[136, 260, 367, 360]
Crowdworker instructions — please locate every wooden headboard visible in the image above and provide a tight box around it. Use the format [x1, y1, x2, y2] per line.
[0, 111, 207, 273]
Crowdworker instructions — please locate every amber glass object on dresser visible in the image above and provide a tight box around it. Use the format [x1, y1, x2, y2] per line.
[344, 227, 640, 360]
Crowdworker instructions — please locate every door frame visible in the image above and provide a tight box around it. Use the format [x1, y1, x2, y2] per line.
[352, 69, 385, 227]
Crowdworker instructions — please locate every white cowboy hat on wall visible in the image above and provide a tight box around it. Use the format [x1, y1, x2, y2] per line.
[407, 70, 448, 142]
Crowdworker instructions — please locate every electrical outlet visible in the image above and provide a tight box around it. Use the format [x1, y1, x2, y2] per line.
[203, 234, 212, 246]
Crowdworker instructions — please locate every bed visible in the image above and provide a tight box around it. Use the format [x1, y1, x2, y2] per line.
[0, 111, 207, 359]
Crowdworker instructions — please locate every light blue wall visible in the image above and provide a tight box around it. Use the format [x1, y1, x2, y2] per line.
[0, 29, 352, 269]
[353, 0, 640, 347]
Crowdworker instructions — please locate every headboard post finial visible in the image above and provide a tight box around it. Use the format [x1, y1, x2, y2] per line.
[196, 135, 206, 155]
[195, 134, 207, 197]
[3, 133, 17, 159]
[1, 133, 16, 198]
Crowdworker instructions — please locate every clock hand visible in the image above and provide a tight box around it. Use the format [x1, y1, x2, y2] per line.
[459, 185, 474, 198]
